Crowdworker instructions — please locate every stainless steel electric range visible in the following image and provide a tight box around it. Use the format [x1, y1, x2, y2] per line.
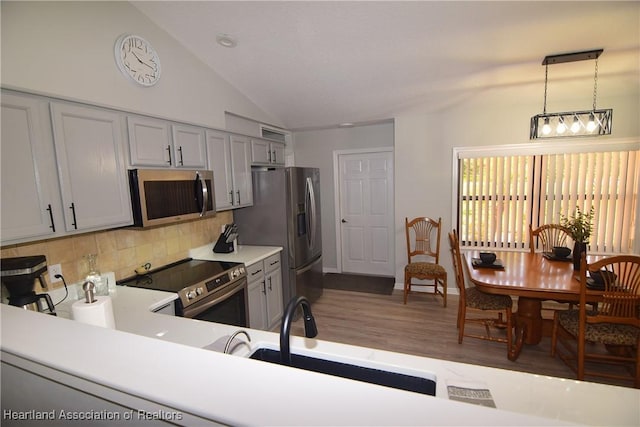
[117, 258, 248, 326]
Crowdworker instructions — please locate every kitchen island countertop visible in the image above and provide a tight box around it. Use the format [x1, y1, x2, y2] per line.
[2, 277, 639, 426]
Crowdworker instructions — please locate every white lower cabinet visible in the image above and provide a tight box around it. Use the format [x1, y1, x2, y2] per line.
[247, 253, 283, 331]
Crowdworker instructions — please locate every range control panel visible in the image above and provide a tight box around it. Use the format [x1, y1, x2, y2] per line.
[178, 265, 246, 307]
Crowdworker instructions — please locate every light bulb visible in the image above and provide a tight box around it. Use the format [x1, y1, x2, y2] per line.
[570, 117, 581, 133]
[542, 117, 551, 135]
[556, 117, 567, 134]
[586, 113, 597, 132]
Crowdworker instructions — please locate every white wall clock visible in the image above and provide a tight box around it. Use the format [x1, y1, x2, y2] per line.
[114, 34, 161, 87]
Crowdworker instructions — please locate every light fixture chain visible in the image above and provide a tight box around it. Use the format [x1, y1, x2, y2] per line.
[543, 63, 548, 114]
[592, 57, 598, 111]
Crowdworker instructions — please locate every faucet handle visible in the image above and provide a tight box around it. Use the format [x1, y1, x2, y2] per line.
[303, 311, 318, 338]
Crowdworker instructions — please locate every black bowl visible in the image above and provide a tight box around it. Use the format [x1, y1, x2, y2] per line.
[589, 270, 617, 285]
[552, 246, 571, 259]
[479, 252, 497, 264]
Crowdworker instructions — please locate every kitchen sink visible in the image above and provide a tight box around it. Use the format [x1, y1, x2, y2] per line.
[249, 348, 436, 396]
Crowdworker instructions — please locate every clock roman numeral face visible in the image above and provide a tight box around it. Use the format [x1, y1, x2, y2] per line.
[116, 35, 161, 86]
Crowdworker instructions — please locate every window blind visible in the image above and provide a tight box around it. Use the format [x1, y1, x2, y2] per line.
[460, 155, 531, 249]
[539, 150, 639, 253]
[457, 143, 639, 254]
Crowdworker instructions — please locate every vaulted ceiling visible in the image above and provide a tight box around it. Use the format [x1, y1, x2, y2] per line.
[132, 1, 640, 130]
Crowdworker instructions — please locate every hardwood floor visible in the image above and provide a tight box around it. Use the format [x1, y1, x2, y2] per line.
[292, 286, 636, 389]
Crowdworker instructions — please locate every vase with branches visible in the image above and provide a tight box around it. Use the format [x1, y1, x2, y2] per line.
[560, 206, 595, 270]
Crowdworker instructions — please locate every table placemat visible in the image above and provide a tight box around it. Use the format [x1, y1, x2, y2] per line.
[471, 258, 505, 270]
[542, 252, 572, 262]
[576, 275, 605, 290]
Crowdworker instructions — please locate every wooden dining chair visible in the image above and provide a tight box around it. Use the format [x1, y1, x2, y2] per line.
[448, 229, 518, 360]
[404, 217, 447, 306]
[529, 223, 584, 314]
[529, 224, 572, 254]
[551, 254, 640, 387]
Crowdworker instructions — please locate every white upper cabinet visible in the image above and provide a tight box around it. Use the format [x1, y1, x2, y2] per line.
[171, 124, 206, 168]
[250, 138, 270, 164]
[229, 135, 253, 208]
[1, 93, 62, 244]
[50, 102, 132, 232]
[271, 141, 285, 165]
[127, 117, 206, 169]
[207, 130, 234, 210]
[250, 138, 285, 166]
[206, 131, 253, 211]
[127, 116, 172, 167]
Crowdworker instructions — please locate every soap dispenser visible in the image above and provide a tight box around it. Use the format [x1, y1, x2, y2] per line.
[84, 254, 107, 296]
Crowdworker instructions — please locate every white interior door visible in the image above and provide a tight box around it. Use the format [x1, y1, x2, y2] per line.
[338, 150, 394, 276]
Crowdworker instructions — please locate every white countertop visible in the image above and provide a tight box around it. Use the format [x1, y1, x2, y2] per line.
[2, 263, 639, 426]
[189, 243, 282, 266]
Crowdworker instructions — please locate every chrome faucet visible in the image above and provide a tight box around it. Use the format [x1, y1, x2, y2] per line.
[224, 330, 251, 354]
[280, 296, 318, 365]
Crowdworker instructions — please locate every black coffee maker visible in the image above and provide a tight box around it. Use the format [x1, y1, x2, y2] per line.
[1, 255, 56, 315]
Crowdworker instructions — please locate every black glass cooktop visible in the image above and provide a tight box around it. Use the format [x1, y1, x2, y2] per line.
[117, 258, 240, 293]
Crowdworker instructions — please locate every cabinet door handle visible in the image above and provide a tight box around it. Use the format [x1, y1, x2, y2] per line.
[272, 150, 276, 163]
[267, 149, 271, 163]
[166, 145, 172, 165]
[261, 280, 266, 294]
[268, 276, 272, 291]
[69, 202, 78, 229]
[229, 190, 234, 205]
[46, 204, 56, 232]
[178, 146, 184, 166]
[236, 190, 241, 205]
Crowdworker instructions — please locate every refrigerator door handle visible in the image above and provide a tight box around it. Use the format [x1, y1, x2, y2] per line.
[305, 177, 317, 250]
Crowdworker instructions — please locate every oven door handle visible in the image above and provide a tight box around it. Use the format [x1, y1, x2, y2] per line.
[182, 278, 246, 318]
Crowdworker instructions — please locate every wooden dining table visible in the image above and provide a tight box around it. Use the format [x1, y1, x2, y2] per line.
[463, 250, 602, 359]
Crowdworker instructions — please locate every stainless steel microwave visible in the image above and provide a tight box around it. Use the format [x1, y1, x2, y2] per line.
[128, 169, 215, 228]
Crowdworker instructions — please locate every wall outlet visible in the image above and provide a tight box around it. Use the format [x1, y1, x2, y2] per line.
[49, 264, 62, 283]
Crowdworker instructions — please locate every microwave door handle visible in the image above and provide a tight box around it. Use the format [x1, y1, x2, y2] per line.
[195, 171, 209, 217]
[201, 172, 209, 216]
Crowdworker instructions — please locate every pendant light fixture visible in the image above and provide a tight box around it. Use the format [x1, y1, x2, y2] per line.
[530, 49, 612, 139]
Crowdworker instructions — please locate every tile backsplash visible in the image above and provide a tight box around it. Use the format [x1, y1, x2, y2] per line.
[0, 211, 232, 292]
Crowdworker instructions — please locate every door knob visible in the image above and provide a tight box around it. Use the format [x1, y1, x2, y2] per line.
[341, 219, 347, 223]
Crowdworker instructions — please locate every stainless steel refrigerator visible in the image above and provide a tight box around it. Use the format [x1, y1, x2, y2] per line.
[234, 167, 323, 306]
